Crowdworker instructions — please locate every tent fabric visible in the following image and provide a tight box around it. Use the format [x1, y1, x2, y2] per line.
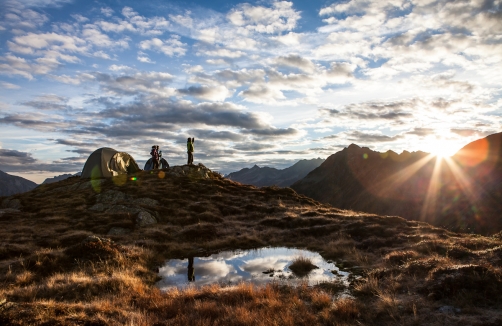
[81, 147, 141, 178]
[144, 158, 169, 171]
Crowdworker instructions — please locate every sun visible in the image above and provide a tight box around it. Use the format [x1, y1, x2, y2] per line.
[425, 139, 459, 158]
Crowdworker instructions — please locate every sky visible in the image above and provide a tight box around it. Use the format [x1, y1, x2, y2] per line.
[0, 0, 501, 183]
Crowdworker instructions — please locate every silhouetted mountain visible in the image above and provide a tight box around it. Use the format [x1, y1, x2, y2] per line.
[42, 172, 81, 184]
[0, 170, 38, 196]
[292, 132, 502, 235]
[226, 158, 325, 187]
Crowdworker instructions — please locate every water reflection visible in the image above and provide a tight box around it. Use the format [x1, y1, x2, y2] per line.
[157, 247, 349, 291]
[187, 257, 195, 282]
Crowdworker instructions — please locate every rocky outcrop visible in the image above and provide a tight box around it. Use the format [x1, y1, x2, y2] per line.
[167, 163, 213, 178]
[89, 189, 158, 228]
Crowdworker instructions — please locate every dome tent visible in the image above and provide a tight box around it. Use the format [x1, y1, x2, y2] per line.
[81, 147, 141, 179]
[144, 157, 169, 171]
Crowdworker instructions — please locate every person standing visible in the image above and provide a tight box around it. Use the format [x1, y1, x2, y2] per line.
[150, 145, 159, 170]
[187, 137, 194, 165]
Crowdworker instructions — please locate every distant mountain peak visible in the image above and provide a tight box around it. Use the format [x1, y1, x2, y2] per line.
[226, 158, 325, 187]
[0, 170, 38, 196]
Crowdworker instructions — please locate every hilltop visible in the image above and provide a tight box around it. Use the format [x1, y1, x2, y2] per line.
[0, 164, 501, 325]
[292, 132, 502, 235]
[226, 158, 325, 187]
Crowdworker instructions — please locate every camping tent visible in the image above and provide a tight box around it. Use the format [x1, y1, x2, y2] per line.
[81, 147, 141, 178]
[144, 158, 169, 171]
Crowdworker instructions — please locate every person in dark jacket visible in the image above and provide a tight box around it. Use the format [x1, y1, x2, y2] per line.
[187, 137, 194, 165]
[150, 145, 159, 169]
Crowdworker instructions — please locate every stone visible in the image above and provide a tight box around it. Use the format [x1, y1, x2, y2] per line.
[96, 190, 127, 204]
[136, 211, 157, 227]
[89, 203, 106, 212]
[107, 227, 131, 236]
[106, 205, 141, 215]
[133, 198, 159, 207]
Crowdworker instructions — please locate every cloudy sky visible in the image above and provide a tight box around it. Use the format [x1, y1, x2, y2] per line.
[0, 0, 501, 183]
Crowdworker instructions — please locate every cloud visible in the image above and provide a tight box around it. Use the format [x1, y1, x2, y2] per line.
[91, 71, 175, 97]
[101, 7, 114, 17]
[406, 128, 436, 137]
[227, 1, 301, 34]
[0, 82, 20, 89]
[21, 94, 69, 111]
[0, 148, 82, 173]
[343, 130, 403, 143]
[177, 85, 232, 101]
[275, 55, 315, 73]
[188, 129, 246, 142]
[238, 85, 285, 103]
[95, 6, 170, 36]
[271, 32, 302, 45]
[320, 99, 416, 126]
[139, 36, 187, 57]
[1, 0, 49, 30]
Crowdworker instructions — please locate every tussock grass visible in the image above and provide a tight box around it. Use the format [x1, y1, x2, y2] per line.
[288, 255, 318, 276]
[1, 169, 501, 325]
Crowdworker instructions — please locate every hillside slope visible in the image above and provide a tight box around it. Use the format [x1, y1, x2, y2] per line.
[0, 164, 501, 325]
[0, 170, 37, 196]
[292, 132, 502, 235]
[226, 158, 324, 187]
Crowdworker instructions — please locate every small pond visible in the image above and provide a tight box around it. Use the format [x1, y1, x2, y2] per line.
[156, 247, 350, 291]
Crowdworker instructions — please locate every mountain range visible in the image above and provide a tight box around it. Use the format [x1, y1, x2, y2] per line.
[0, 170, 37, 196]
[292, 132, 502, 235]
[41, 172, 81, 185]
[226, 158, 324, 187]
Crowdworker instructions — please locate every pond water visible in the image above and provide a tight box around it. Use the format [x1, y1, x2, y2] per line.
[156, 247, 350, 291]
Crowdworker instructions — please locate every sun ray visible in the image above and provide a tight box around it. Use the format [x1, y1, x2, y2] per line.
[420, 156, 443, 221]
[368, 154, 436, 198]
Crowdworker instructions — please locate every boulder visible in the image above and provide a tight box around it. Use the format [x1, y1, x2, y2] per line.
[106, 205, 141, 215]
[133, 198, 159, 207]
[96, 190, 128, 204]
[136, 211, 157, 227]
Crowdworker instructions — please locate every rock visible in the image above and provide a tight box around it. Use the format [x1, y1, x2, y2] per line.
[96, 190, 127, 204]
[182, 165, 190, 172]
[89, 203, 106, 212]
[133, 198, 159, 206]
[106, 205, 141, 215]
[107, 227, 131, 236]
[1, 198, 22, 209]
[136, 211, 157, 227]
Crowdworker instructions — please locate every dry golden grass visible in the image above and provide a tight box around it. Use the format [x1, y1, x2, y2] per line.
[0, 169, 502, 325]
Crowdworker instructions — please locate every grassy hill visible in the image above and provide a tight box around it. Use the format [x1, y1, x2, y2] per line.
[1, 164, 501, 325]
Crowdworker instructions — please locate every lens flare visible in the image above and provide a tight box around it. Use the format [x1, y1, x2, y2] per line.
[158, 171, 165, 179]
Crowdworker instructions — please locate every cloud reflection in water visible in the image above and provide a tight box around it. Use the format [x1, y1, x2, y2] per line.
[156, 247, 349, 290]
